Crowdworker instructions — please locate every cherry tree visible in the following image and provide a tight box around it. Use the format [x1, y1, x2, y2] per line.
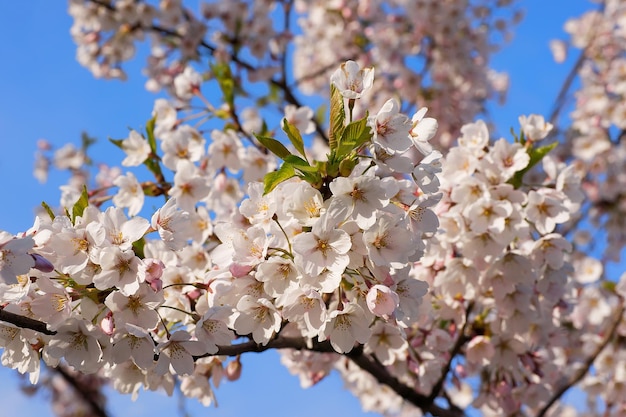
[1, 1, 626, 417]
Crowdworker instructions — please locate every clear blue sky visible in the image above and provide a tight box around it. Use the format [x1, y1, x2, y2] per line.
[0, 1, 594, 416]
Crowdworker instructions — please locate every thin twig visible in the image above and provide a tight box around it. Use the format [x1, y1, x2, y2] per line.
[427, 302, 474, 403]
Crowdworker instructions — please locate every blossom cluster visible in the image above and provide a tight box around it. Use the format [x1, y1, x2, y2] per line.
[67, 0, 520, 146]
[0, 60, 443, 407]
[4, 1, 626, 416]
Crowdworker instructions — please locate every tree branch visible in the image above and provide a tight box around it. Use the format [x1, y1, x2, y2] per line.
[0, 307, 56, 335]
[427, 302, 473, 403]
[347, 352, 465, 417]
[54, 363, 109, 417]
[536, 301, 625, 417]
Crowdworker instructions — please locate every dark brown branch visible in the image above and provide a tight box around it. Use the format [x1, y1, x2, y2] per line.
[206, 336, 337, 358]
[0, 308, 56, 335]
[427, 302, 474, 403]
[536, 301, 625, 417]
[54, 364, 109, 417]
[348, 352, 464, 417]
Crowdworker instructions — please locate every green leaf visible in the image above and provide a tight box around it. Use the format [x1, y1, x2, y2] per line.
[282, 119, 307, 161]
[256, 135, 292, 160]
[316, 104, 327, 126]
[145, 117, 157, 154]
[284, 155, 317, 173]
[211, 62, 235, 107]
[41, 201, 56, 221]
[342, 115, 371, 147]
[328, 84, 345, 151]
[508, 142, 558, 188]
[71, 185, 89, 224]
[132, 237, 146, 259]
[333, 115, 372, 160]
[109, 138, 124, 149]
[263, 163, 296, 195]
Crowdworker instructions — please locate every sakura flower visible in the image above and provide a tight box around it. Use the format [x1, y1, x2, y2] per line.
[488, 138, 530, 180]
[518, 114, 554, 141]
[29, 277, 73, 330]
[412, 151, 442, 195]
[99, 206, 150, 250]
[525, 189, 570, 234]
[283, 181, 325, 227]
[329, 175, 397, 229]
[572, 256, 603, 284]
[368, 99, 413, 154]
[151, 197, 192, 250]
[138, 258, 165, 292]
[105, 284, 164, 330]
[46, 318, 103, 373]
[465, 335, 495, 366]
[284, 104, 315, 135]
[255, 257, 299, 297]
[153, 98, 178, 139]
[279, 287, 327, 337]
[53, 143, 85, 170]
[549, 39, 568, 63]
[458, 120, 489, 153]
[168, 160, 211, 212]
[208, 129, 244, 173]
[319, 303, 372, 353]
[194, 306, 235, 354]
[365, 321, 407, 366]
[112, 323, 157, 370]
[292, 210, 352, 276]
[395, 275, 429, 327]
[571, 287, 612, 328]
[0, 232, 35, 285]
[362, 215, 414, 267]
[93, 246, 142, 295]
[161, 125, 205, 170]
[113, 172, 144, 216]
[0, 321, 41, 383]
[410, 107, 438, 156]
[330, 60, 374, 99]
[233, 295, 282, 345]
[120, 130, 151, 166]
[239, 182, 277, 225]
[155, 331, 206, 376]
[174, 66, 202, 100]
[463, 197, 513, 235]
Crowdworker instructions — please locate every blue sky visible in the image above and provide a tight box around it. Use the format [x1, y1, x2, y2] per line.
[0, 1, 595, 416]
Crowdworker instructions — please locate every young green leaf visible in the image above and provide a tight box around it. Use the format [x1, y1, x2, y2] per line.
[145, 117, 157, 154]
[328, 84, 345, 151]
[71, 185, 90, 224]
[263, 163, 297, 194]
[508, 142, 558, 188]
[256, 135, 292, 160]
[284, 155, 317, 172]
[282, 118, 307, 161]
[41, 201, 56, 221]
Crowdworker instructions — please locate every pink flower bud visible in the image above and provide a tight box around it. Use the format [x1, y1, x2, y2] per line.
[101, 312, 114, 335]
[225, 358, 242, 381]
[366, 284, 399, 318]
[140, 258, 165, 292]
